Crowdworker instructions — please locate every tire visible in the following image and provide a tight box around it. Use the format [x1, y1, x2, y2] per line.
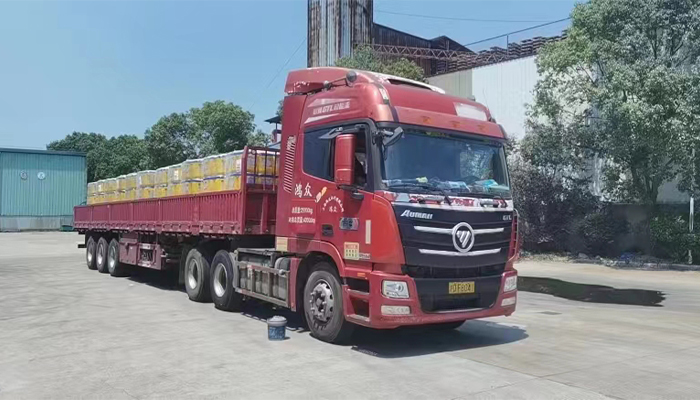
[96, 237, 109, 274]
[303, 262, 354, 344]
[107, 238, 128, 277]
[86, 236, 97, 270]
[184, 247, 212, 302]
[210, 250, 243, 311]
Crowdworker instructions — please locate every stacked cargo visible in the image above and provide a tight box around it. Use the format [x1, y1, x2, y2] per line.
[87, 148, 278, 204]
[182, 159, 202, 195]
[167, 164, 182, 197]
[137, 170, 156, 199]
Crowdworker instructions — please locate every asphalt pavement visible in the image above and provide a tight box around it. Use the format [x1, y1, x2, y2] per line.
[1, 232, 699, 399]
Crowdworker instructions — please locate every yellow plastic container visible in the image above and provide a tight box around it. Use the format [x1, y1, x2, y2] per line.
[137, 170, 155, 188]
[183, 180, 202, 195]
[107, 178, 119, 192]
[125, 173, 138, 190]
[126, 188, 136, 200]
[155, 185, 168, 198]
[167, 182, 183, 197]
[254, 176, 276, 187]
[224, 174, 241, 191]
[203, 154, 225, 178]
[116, 175, 126, 191]
[182, 159, 203, 181]
[95, 181, 104, 194]
[252, 151, 278, 176]
[168, 164, 182, 184]
[155, 167, 169, 186]
[87, 182, 96, 196]
[202, 177, 224, 192]
[224, 151, 243, 175]
[87, 194, 95, 205]
[137, 187, 154, 199]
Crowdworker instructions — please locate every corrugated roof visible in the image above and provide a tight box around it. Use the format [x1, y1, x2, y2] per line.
[0, 147, 86, 157]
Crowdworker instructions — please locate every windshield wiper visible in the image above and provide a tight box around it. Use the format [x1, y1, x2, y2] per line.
[387, 182, 452, 205]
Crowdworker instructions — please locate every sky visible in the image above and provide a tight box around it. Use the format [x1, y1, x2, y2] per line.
[0, 0, 577, 149]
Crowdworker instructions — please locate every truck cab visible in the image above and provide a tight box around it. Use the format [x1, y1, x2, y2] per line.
[275, 67, 518, 341]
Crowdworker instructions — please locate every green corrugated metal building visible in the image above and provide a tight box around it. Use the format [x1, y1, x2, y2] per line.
[0, 148, 87, 231]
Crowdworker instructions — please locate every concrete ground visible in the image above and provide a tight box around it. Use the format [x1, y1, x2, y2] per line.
[1, 232, 700, 399]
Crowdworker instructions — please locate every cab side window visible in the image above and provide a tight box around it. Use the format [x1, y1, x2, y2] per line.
[303, 125, 369, 187]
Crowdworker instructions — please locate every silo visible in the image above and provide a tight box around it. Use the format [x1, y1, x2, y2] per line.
[308, 0, 373, 67]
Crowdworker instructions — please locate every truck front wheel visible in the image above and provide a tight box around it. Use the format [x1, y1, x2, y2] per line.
[95, 237, 109, 273]
[86, 236, 97, 270]
[210, 250, 243, 311]
[184, 247, 212, 302]
[303, 262, 354, 344]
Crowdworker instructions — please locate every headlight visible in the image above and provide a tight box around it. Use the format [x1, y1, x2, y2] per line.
[503, 275, 517, 292]
[382, 280, 409, 299]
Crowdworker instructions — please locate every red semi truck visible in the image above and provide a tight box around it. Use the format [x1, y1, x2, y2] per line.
[74, 67, 519, 343]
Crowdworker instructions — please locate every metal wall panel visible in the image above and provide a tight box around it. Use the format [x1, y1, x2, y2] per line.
[308, 0, 373, 67]
[427, 69, 473, 100]
[0, 150, 86, 219]
[471, 56, 538, 140]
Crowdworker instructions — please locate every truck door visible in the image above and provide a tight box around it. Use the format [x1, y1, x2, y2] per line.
[288, 123, 373, 264]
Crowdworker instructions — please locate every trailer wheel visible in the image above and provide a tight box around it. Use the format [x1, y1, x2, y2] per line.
[184, 247, 212, 302]
[96, 237, 109, 273]
[303, 262, 354, 344]
[86, 236, 97, 270]
[107, 239, 128, 277]
[210, 250, 243, 311]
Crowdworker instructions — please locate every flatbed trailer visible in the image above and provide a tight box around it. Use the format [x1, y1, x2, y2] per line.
[75, 68, 519, 343]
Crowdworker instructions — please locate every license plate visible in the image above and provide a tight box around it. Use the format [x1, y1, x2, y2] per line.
[448, 281, 475, 294]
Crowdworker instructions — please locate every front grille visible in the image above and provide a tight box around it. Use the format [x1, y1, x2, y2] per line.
[413, 275, 502, 313]
[402, 263, 505, 279]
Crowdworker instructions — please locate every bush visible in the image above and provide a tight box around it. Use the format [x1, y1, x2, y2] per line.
[510, 161, 598, 252]
[649, 214, 700, 263]
[574, 208, 628, 257]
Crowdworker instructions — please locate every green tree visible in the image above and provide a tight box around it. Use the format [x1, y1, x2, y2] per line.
[48, 132, 149, 181]
[190, 100, 256, 154]
[336, 45, 426, 82]
[531, 0, 700, 205]
[47, 132, 108, 182]
[144, 112, 198, 169]
[248, 129, 271, 147]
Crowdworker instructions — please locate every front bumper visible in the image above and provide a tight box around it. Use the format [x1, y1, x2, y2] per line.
[343, 269, 517, 329]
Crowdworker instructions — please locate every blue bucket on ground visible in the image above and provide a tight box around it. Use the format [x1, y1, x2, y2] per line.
[267, 316, 287, 341]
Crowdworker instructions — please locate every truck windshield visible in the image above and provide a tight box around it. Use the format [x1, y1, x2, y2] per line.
[379, 128, 511, 198]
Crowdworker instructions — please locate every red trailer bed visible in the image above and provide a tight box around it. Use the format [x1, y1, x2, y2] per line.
[74, 147, 279, 236]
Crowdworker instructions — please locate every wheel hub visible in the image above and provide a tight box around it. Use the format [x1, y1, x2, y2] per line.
[213, 263, 227, 298]
[96, 243, 104, 266]
[108, 246, 116, 271]
[187, 259, 199, 290]
[309, 280, 334, 322]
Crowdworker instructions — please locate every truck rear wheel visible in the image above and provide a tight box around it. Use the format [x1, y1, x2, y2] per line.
[184, 247, 211, 302]
[86, 236, 97, 270]
[210, 250, 243, 311]
[107, 239, 128, 277]
[96, 237, 109, 273]
[303, 262, 354, 344]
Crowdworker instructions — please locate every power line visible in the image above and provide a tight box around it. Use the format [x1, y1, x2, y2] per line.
[464, 17, 571, 46]
[250, 37, 306, 111]
[375, 9, 553, 24]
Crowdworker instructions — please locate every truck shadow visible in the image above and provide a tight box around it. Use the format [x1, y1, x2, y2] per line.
[518, 276, 665, 307]
[125, 268, 185, 293]
[348, 320, 528, 358]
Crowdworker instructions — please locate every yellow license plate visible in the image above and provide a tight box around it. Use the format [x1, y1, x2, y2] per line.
[448, 281, 475, 294]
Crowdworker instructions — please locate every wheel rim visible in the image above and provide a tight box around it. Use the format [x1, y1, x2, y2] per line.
[87, 241, 94, 264]
[108, 245, 116, 272]
[187, 259, 199, 290]
[213, 263, 227, 298]
[309, 279, 335, 323]
[96, 242, 105, 266]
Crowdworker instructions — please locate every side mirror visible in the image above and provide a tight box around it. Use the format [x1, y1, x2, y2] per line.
[334, 134, 356, 186]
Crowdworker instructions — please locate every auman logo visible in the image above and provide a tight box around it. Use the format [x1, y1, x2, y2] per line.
[400, 210, 433, 220]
